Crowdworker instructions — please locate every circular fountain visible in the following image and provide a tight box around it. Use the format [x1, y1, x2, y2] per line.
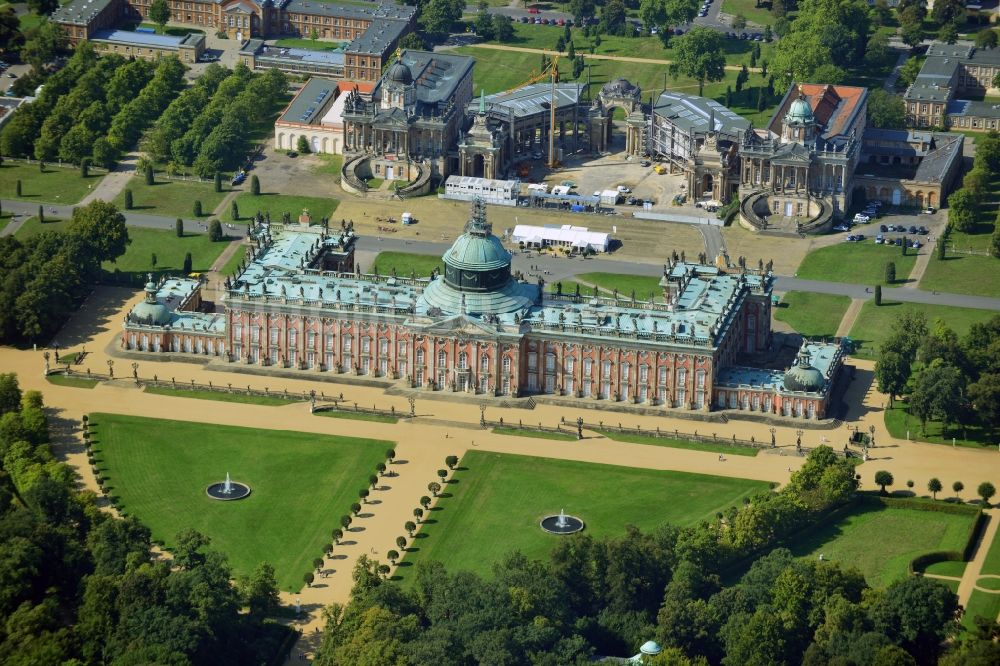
[206, 472, 251, 501]
[540, 509, 584, 535]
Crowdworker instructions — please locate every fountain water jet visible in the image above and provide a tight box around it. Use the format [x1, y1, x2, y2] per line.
[540, 508, 584, 535]
[206, 473, 251, 501]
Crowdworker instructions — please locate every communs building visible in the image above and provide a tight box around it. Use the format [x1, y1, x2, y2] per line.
[120, 199, 844, 420]
[88, 28, 205, 63]
[273, 77, 373, 154]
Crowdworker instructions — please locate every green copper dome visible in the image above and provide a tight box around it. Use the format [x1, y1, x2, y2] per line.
[129, 279, 172, 326]
[421, 199, 535, 314]
[444, 233, 510, 271]
[786, 96, 814, 124]
[783, 351, 825, 392]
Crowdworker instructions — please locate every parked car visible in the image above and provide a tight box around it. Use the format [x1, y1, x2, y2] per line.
[286, 151, 297, 157]
[617, 185, 631, 193]
[854, 214, 869, 223]
[923, 206, 936, 214]
[640, 159, 651, 167]
[519, 16, 529, 22]
[528, 7, 540, 13]
[908, 225, 918, 234]
[875, 234, 884, 244]
[844, 234, 857, 242]
[557, 18, 565, 25]
[879, 224, 888, 232]
[855, 233, 865, 241]
[893, 237, 903, 246]
[918, 226, 928, 235]
[911, 239, 922, 248]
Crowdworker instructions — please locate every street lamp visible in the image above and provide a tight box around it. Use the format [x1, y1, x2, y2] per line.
[106, 359, 114, 379]
[42, 351, 50, 377]
[869, 424, 876, 448]
[310, 389, 316, 413]
[577, 416, 584, 440]
[796, 429, 803, 453]
[131, 362, 139, 383]
[480, 404, 486, 428]
[408, 396, 416, 418]
[769, 426, 776, 448]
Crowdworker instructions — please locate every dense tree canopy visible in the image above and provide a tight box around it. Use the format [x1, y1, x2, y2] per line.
[669, 27, 726, 96]
[0, 381, 292, 664]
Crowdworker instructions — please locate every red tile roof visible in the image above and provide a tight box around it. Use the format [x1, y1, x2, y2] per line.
[768, 83, 867, 139]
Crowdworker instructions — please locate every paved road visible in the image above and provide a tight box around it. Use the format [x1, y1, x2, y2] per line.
[8, 198, 998, 312]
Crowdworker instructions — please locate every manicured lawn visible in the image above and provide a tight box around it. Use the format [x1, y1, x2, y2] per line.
[14, 217, 69, 238]
[114, 176, 230, 219]
[219, 241, 249, 277]
[773, 291, 851, 339]
[451, 46, 780, 127]
[923, 560, 967, 577]
[272, 38, 347, 51]
[136, 22, 205, 35]
[0, 212, 11, 234]
[225, 193, 339, 224]
[89, 413, 388, 591]
[144, 385, 300, 406]
[921, 254, 1000, 299]
[796, 239, 918, 286]
[884, 398, 999, 449]
[976, 577, 1000, 591]
[0, 163, 101, 204]
[371, 251, 443, 277]
[315, 409, 398, 424]
[101, 227, 230, 282]
[577, 272, 662, 300]
[312, 154, 344, 176]
[791, 502, 978, 588]
[964, 589, 1000, 629]
[366, 178, 384, 189]
[492, 426, 577, 441]
[397, 450, 770, 580]
[549, 279, 589, 296]
[598, 429, 760, 456]
[720, 0, 786, 25]
[981, 522, 1000, 576]
[848, 300, 997, 360]
[480, 22, 775, 65]
[45, 374, 99, 389]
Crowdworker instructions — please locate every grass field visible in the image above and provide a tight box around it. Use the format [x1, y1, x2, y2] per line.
[272, 38, 346, 51]
[144, 386, 300, 406]
[101, 227, 230, 282]
[964, 589, 1000, 628]
[225, 193, 339, 224]
[923, 560, 967, 577]
[312, 154, 344, 176]
[773, 291, 851, 339]
[720, 0, 784, 25]
[45, 374, 99, 389]
[316, 410, 398, 424]
[981, 523, 1000, 576]
[480, 22, 775, 65]
[921, 253, 1000, 299]
[976, 577, 1000, 591]
[796, 239, 918, 286]
[397, 450, 770, 580]
[884, 398, 999, 449]
[13, 216, 68, 238]
[219, 242, 249, 277]
[451, 47, 780, 127]
[0, 163, 101, 204]
[847, 301, 998, 360]
[577, 272, 662, 300]
[115, 176, 230, 219]
[791, 502, 978, 588]
[371, 251, 443, 277]
[493, 426, 577, 441]
[598, 429, 760, 456]
[89, 413, 388, 591]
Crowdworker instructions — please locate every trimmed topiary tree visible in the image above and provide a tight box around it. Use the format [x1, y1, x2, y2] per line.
[250, 174, 260, 195]
[124, 188, 133, 210]
[231, 200, 239, 220]
[208, 219, 223, 241]
[303, 572, 314, 587]
[144, 165, 154, 186]
[176, 218, 184, 237]
[214, 172, 222, 193]
[193, 200, 202, 217]
[183, 252, 192, 274]
[874, 284, 882, 306]
[875, 470, 894, 494]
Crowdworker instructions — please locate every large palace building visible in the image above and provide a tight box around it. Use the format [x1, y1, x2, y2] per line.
[52, 0, 416, 82]
[121, 201, 845, 419]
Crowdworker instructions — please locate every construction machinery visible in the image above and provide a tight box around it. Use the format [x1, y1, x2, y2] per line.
[500, 54, 561, 170]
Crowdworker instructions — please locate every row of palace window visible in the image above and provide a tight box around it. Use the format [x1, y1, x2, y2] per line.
[717, 390, 817, 418]
[290, 14, 367, 26]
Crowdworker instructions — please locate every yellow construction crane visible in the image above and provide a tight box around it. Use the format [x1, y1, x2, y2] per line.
[500, 54, 560, 170]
